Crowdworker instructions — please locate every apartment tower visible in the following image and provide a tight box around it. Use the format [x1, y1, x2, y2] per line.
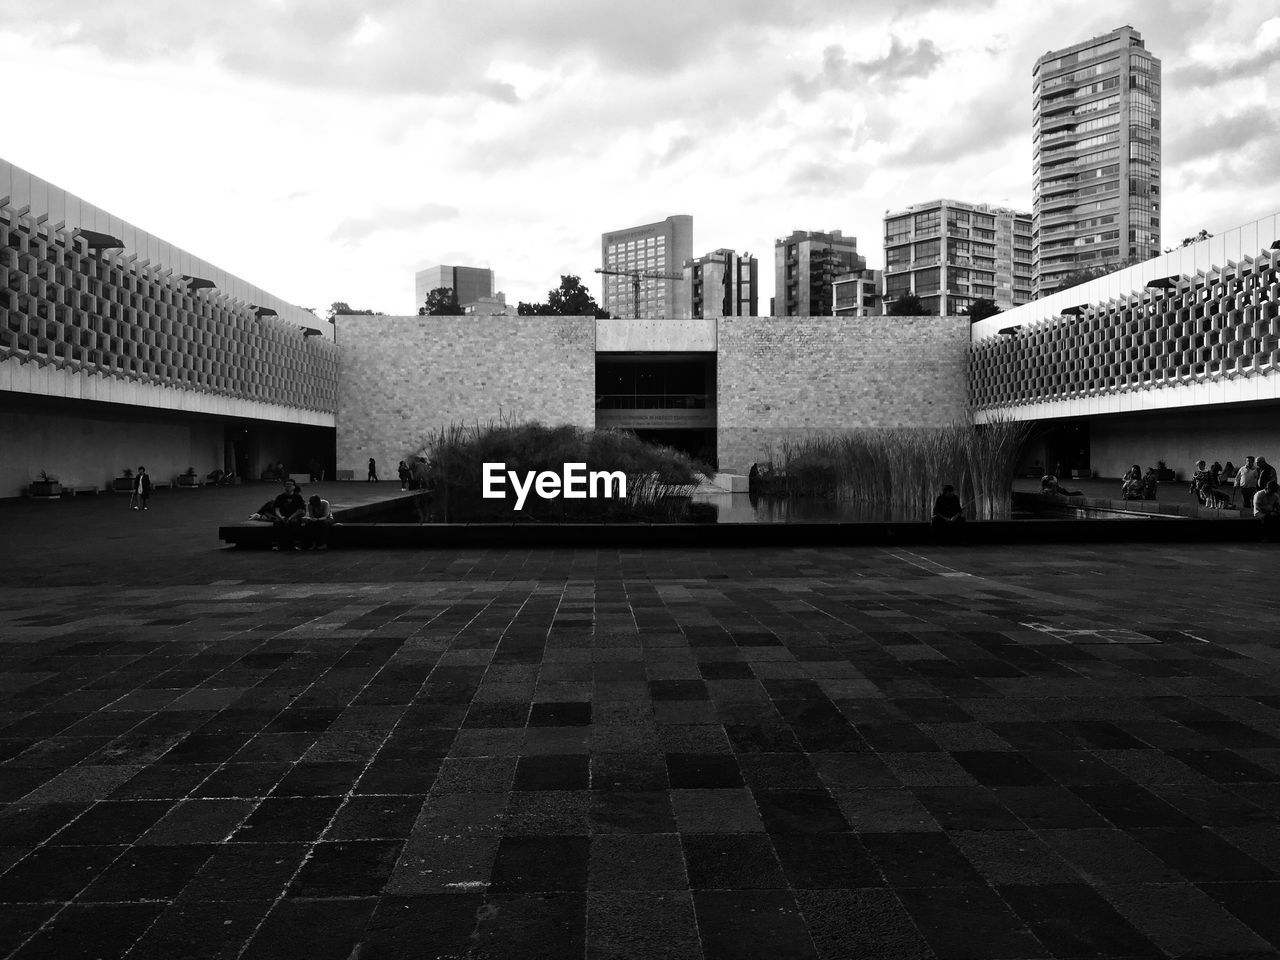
[1032, 25, 1161, 298]
[883, 200, 1032, 316]
[774, 230, 866, 316]
[680, 249, 758, 319]
[600, 215, 693, 319]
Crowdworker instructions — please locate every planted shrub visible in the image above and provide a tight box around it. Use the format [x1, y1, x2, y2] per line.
[409, 421, 713, 523]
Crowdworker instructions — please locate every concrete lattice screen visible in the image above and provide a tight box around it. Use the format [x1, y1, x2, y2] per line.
[0, 202, 337, 413]
[971, 246, 1280, 409]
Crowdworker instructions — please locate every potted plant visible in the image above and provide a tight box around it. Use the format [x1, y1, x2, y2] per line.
[113, 467, 135, 492]
[177, 466, 200, 488]
[30, 470, 62, 498]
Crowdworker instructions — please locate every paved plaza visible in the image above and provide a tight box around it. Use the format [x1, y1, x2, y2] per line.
[2, 486, 1280, 959]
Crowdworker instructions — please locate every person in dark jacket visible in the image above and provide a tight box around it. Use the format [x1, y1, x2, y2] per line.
[1257, 456, 1277, 490]
[271, 479, 306, 550]
[131, 466, 152, 511]
[932, 485, 965, 528]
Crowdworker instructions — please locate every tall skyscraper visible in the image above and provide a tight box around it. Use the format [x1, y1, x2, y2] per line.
[883, 200, 1032, 316]
[600, 215, 693, 319]
[1032, 24, 1161, 298]
[414, 265, 494, 312]
[680, 249, 758, 319]
[773, 230, 865, 316]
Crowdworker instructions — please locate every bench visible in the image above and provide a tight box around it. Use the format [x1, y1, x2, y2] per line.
[67, 486, 100, 496]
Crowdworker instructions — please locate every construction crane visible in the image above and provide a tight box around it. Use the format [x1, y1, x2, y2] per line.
[594, 266, 683, 319]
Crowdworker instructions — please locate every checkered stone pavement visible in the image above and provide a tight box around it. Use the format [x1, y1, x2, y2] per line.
[1, 491, 1280, 958]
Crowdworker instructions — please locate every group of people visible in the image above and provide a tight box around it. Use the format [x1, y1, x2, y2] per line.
[397, 457, 433, 492]
[1120, 465, 1160, 501]
[1189, 455, 1278, 513]
[248, 478, 335, 550]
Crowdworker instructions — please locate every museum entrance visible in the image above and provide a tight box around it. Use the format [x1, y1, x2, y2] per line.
[595, 353, 717, 467]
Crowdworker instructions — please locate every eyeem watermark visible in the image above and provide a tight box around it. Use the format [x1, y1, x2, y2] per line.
[482, 462, 626, 511]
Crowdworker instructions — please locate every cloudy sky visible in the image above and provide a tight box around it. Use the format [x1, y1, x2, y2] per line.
[2, 0, 1278, 316]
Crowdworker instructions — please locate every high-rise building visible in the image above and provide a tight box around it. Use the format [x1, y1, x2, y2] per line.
[883, 200, 1033, 316]
[1032, 24, 1161, 298]
[414, 265, 495, 313]
[600, 215, 693, 319]
[680, 249, 758, 319]
[774, 230, 866, 316]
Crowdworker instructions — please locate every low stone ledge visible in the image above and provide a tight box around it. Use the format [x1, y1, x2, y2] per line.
[219, 517, 1267, 549]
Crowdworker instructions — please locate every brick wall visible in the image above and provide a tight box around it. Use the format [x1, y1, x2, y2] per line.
[336, 315, 596, 474]
[716, 316, 971, 472]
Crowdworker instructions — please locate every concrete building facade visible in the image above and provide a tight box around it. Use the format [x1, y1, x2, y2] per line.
[971, 214, 1280, 478]
[600, 216, 693, 320]
[337, 313, 970, 476]
[1033, 25, 1161, 298]
[680, 249, 758, 319]
[832, 270, 884, 317]
[773, 230, 866, 317]
[0, 158, 336, 499]
[884, 200, 1032, 316]
[414, 264, 495, 314]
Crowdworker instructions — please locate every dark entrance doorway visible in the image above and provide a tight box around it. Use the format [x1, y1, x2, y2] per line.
[596, 353, 717, 468]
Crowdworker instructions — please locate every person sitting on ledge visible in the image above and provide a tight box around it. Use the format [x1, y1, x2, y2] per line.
[1254, 480, 1280, 541]
[271, 479, 306, 551]
[301, 494, 336, 550]
[1121, 464, 1144, 500]
[931, 485, 966, 529]
[248, 500, 279, 522]
[1041, 474, 1081, 497]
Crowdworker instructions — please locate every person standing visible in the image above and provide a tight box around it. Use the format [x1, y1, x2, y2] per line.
[1236, 456, 1260, 513]
[1257, 456, 1277, 490]
[132, 465, 152, 511]
[367, 457, 378, 482]
[398, 460, 410, 491]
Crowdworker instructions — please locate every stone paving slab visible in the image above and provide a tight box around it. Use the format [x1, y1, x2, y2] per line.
[1, 489, 1280, 957]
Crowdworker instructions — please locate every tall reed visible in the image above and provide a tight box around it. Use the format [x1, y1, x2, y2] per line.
[764, 418, 1029, 520]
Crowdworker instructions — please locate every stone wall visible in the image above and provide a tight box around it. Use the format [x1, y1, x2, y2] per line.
[716, 316, 971, 472]
[336, 315, 596, 474]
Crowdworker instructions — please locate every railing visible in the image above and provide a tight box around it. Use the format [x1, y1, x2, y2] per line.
[596, 393, 711, 410]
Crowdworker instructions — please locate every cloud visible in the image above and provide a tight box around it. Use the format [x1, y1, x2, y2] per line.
[887, 95, 1023, 167]
[1167, 111, 1278, 164]
[787, 158, 872, 195]
[0, 0, 823, 95]
[331, 202, 459, 242]
[1168, 36, 1280, 89]
[656, 135, 698, 167]
[790, 37, 944, 101]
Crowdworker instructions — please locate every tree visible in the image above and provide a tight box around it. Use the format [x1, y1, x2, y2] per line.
[1179, 228, 1212, 248]
[518, 275, 609, 318]
[516, 300, 554, 316]
[326, 301, 381, 322]
[963, 298, 1001, 323]
[886, 293, 929, 316]
[420, 287, 465, 316]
